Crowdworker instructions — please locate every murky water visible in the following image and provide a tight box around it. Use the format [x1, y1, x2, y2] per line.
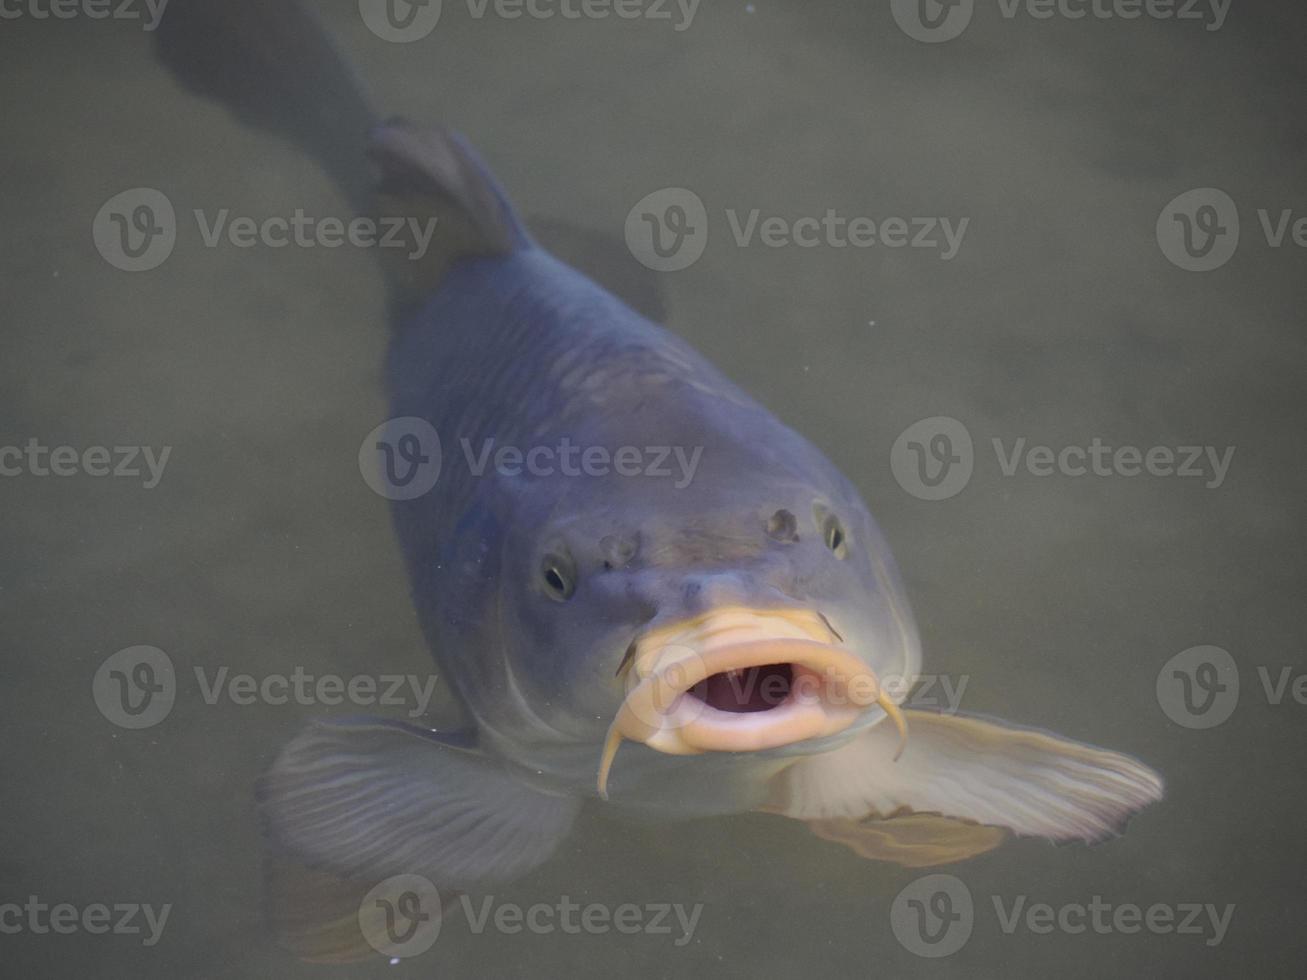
[2, 2, 1305, 977]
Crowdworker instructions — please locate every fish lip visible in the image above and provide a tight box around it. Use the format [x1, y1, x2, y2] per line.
[598, 607, 906, 798]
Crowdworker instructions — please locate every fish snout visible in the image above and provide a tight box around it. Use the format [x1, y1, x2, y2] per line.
[678, 571, 762, 613]
[666, 570, 810, 626]
[598, 606, 907, 798]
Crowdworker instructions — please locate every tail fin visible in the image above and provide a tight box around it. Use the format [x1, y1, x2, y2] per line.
[156, 0, 526, 301]
[155, 0, 380, 216]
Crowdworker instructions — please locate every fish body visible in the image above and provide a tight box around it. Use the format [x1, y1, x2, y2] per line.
[385, 233, 919, 814]
[157, 0, 1162, 959]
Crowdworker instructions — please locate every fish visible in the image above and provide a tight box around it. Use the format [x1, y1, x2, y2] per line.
[157, 0, 1162, 961]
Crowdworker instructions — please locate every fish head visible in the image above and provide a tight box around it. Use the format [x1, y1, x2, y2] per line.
[480, 425, 921, 798]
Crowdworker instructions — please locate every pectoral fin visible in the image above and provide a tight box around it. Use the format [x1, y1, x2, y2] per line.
[767, 709, 1162, 864]
[264, 854, 461, 964]
[258, 718, 579, 891]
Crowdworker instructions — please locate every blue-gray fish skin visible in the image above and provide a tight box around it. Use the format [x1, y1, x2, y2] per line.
[385, 228, 917, 808]
[157, 0, 1163, 949]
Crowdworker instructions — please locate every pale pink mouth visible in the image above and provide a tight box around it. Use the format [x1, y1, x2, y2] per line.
[598, 608, 907, 798]
[691, 661, 797, 712]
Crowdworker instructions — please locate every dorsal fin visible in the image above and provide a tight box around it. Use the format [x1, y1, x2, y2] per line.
[367, 121, 530, 301]
[368, 122, 526, 255]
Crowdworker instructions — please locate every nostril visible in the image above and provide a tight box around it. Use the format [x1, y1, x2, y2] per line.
[600, 533, 639, 570]
[766, 509, 798, 542]
[681, 573, 751, 610]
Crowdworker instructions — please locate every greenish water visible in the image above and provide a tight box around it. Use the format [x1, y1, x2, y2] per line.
[2, 2, 1305, 978]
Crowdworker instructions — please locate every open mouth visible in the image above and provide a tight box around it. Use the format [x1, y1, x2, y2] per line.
[690, 663, 794, 713]
[598, 607, 907, 798]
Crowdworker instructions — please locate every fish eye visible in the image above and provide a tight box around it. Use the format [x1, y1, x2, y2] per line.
[766, 508, 798, 542]
[813, 505, 849, 559]
[540, 552, 577, 601]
